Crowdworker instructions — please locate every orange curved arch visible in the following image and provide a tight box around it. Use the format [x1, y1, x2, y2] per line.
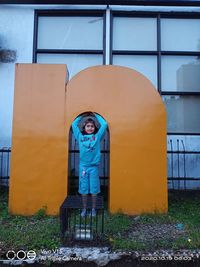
[66, 65, 168, 215]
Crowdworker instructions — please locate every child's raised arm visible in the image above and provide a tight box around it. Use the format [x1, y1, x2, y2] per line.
[94, 113, 108, 140]
[72, 115, 82, 140]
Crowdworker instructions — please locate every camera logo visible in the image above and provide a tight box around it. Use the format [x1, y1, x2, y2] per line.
[6, 250, 36, 260]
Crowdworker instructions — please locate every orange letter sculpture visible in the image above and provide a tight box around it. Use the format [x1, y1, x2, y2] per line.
[9, 64, 168, 215]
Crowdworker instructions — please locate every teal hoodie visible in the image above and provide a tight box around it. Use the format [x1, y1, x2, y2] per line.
[72, 113, 108, 167]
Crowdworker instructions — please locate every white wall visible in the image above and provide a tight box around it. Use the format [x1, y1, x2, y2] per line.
[0, 6, 34, 147]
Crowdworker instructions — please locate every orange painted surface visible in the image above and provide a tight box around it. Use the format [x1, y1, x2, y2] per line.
[10, 64, 167, 215]
[9, 64, 68, 215]
[66, 65, 168, 215]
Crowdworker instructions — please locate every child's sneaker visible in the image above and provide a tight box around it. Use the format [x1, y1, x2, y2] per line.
[89, 208, 96, 217]
[81, 208, 87, 217]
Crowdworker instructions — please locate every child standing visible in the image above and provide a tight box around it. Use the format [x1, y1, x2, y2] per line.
[72, 112, 107, 217]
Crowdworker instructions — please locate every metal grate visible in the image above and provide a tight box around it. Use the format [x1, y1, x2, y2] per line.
[60, 195, 104, 242]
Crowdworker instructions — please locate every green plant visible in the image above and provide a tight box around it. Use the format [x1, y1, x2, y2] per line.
[34, 206, 48, 219]
[105, 212, 132, 235]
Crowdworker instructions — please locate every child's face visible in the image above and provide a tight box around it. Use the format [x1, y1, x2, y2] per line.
[85, 122, 95, 134]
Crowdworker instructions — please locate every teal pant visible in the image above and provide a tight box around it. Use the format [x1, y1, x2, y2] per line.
[79, 165, 100, 194]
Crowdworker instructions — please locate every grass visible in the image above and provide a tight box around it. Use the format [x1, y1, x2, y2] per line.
[104, 191, 200, 250]
[0, 187, 61, 255]
[104, 212, 132, 235]
[0, 187, 200, 253]
[169, 199, 200, 227]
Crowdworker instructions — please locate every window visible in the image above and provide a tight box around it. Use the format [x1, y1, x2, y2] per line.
[112, 15, 157, 89]
[34, 11, 105, 79]
[111, 12, 200, 134]
[161, 17, 200, 134]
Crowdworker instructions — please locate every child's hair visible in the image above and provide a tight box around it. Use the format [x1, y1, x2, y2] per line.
[81, 118, 98, 135]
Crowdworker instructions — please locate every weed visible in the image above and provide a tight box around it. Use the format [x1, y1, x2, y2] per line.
[34, 206, 48, 219]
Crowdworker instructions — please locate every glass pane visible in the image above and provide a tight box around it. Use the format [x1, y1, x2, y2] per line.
[113, 17, 157, 51]
[161, 19, 200, 51]
[113, 55, 157, 88]
[37, 54, 103, 79]
[162, 95, 200, 133]
[162, 56, 200, 92]
[38, 16, 103, 50]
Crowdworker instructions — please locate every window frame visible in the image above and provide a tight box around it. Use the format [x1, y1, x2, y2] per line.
[33, 9, 106, 64]
[110, 11, 200, 135]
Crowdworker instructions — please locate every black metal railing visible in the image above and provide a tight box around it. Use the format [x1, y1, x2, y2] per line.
[0, 148, 11, 186]
[1, 138, 200, 191]
[167, 139, 200, 190]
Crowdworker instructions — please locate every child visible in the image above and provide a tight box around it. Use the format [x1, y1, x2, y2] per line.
[72, 112, 108, 217]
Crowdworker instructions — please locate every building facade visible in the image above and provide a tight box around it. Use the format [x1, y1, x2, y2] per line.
[0, 0, 200, 189]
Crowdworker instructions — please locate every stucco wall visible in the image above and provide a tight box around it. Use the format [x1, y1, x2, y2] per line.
[0, 6, 34, 146]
